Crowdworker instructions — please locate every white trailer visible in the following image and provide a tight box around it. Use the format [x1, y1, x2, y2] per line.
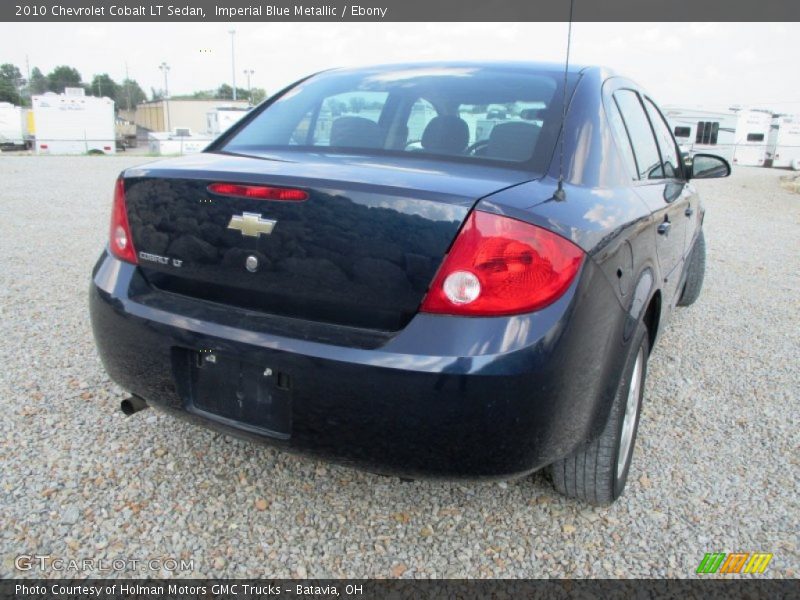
[731, 110, 771, 167]
[147, 129, 213, 155]
[663, 106, 738, 163]
[663, 106, 771, 166]
[0, 102, 26, 148]
[206, 106, 250, 136]
[31, 90, 115, 155]
[766, 115, 800, 170]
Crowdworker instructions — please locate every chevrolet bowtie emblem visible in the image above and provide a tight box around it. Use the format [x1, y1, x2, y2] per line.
[227, 212, 277, 238]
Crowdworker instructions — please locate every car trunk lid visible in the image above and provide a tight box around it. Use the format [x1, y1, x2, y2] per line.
[123, 151, 534, 330]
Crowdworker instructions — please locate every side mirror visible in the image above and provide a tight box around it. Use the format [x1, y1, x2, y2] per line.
[687, 153, 731, 179]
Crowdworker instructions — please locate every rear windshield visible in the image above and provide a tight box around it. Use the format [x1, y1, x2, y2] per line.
[219, 65, 578, 173]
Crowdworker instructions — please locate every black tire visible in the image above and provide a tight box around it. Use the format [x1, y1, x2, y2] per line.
[677, 230, 706, 307]
[547, 323, 649, 505]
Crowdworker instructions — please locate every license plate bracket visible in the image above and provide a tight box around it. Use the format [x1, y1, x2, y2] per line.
[187, 350, 292, 438]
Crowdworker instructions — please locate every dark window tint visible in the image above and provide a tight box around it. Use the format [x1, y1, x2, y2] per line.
[674, 126, 691, 138]
[644, 98, 681, 179]
[607, 97, 639, 179]
[696, 121, 719, 145]
[614, 90, 663, 180]
[747, 132, 765, 142]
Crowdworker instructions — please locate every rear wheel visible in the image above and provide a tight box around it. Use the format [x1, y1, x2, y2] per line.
[678, 230, 706, 307]
[547, 323, 649, 505]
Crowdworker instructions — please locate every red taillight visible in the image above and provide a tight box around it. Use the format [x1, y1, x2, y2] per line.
[420, 211, 584, 316]
[109, 177, 137, 264]
[208, 182, 309, 201]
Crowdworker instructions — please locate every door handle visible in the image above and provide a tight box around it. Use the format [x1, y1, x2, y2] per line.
[657, 221, 671, 235]
[685, 206, 694, 217]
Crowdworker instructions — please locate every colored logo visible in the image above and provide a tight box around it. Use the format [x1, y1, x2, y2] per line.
[696, 552, 773, 574]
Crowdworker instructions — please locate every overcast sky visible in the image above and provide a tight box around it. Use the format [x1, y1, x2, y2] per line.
[2, 22, 799, 112]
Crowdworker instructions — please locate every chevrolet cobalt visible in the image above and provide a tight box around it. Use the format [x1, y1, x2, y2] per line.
[90, 63, 730, 504]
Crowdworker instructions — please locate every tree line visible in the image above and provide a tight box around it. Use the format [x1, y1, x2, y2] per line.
[0, 63, 266, 109]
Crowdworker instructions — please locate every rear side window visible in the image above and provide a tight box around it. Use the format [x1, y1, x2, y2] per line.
[643, 98, 681, 179]
[614, 90, 663, 180]
[607, 98, 639, 180]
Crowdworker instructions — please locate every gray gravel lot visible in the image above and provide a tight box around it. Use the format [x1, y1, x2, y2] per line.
[0, 156, 798, 579]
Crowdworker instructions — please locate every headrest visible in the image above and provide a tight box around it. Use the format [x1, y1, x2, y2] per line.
[421, 116, 470, 154]
[330, 116, 382, 148]
[486, 121, 540, 161]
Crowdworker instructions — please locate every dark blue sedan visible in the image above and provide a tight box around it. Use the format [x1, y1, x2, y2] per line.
[90, 62, 730, 504]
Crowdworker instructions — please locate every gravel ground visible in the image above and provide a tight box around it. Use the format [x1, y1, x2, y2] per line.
[0, 156, 797, 579]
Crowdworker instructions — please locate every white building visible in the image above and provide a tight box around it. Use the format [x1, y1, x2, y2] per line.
[206, 106, 250, 136]
[126, 99, 250, 135]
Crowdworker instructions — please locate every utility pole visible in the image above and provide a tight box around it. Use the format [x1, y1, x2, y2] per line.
[243, 69, 254, 104]
[125, 61, 133, 112]
[159, 62, 171, 132]
[229, 29, 237, 100]
[25, 55, 31, 105]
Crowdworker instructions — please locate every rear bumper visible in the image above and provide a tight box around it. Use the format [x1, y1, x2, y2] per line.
[90, 251, 629, 478]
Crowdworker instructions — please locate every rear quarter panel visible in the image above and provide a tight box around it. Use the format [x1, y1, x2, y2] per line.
[478, 67, 663, 323]
[474, 68, 668, 440]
